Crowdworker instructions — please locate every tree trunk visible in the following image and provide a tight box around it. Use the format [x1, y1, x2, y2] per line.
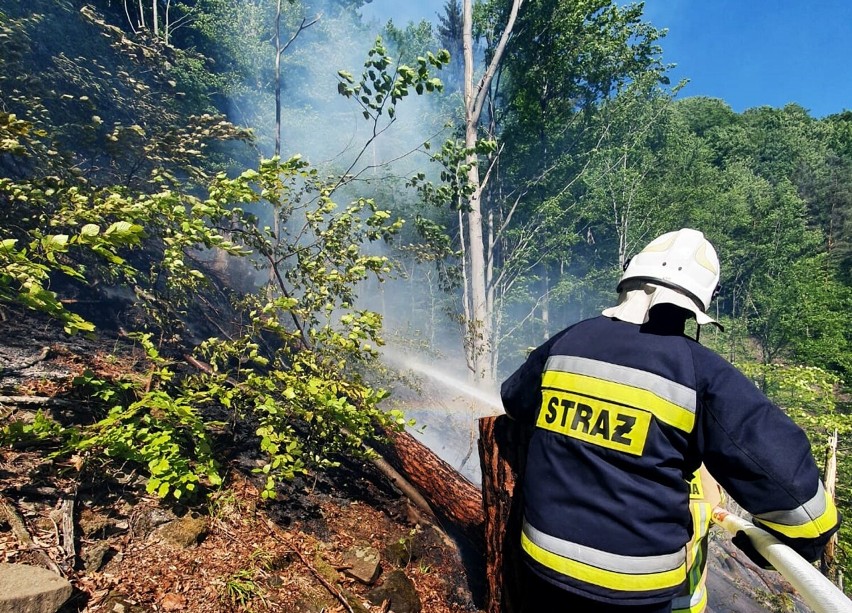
[461, 0, 523, 386]
[478, 415, 530, 613]
[374, 416, 531, 613]
[373, 425, 484, 548]
[274, 0, 283, 158]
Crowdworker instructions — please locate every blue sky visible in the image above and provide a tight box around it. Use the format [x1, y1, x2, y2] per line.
[359, 0, 852, 118]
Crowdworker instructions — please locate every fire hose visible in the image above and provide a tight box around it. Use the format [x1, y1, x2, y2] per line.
[712, 507, 852, 613]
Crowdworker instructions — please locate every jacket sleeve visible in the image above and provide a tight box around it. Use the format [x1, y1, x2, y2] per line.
[500, 329, 569, 424]
[695, 350, 840, 562]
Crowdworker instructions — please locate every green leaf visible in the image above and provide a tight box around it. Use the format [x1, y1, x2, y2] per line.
[80, 224, 100, 237]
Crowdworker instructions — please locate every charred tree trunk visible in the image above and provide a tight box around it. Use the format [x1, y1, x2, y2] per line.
[375, 416, 529, 613]
[478, 415, 529, 613]
[372, 425, 485, 549]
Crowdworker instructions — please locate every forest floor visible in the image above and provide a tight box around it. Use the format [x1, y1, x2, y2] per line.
[0, 307, 481, 612]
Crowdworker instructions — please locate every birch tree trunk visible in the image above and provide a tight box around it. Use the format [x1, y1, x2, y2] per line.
[461, 0, 523, 385]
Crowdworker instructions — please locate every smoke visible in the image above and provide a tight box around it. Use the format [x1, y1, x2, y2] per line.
[208, 0, 501, 472]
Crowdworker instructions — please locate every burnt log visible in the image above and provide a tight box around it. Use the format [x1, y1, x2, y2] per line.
[373, 425, 485, 549]
[477, 415, 530, 613]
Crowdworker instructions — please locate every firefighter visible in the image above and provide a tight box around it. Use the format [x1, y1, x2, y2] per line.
[501, 228, 840, 612]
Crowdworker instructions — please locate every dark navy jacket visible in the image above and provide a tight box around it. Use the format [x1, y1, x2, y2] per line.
[501, 315, 839, 606]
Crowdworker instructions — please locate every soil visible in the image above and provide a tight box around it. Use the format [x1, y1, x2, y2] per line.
[0, 305, 482, 612]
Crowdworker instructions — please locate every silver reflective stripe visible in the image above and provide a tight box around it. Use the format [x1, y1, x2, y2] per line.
[544, 355, 696, 414]
[671, 585, 705, 612]
[753, 483, 827, 526]
[523, 520, 686, 574]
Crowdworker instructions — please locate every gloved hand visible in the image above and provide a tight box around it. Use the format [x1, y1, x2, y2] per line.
[732, 531, 775, 570]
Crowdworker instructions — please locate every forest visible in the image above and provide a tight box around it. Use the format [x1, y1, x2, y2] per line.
[1, 0, 850, 608]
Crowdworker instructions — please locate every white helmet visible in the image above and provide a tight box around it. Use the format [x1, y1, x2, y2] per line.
[618, 229, 720, 314]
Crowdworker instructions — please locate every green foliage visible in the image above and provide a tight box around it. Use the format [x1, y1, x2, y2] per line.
[0, 7, 452, 504]
[0, 336, 222, 502]
[219, 568, 265, 608]
[748, 254, 852, 378]
[337, 37, 450, 121]
[408, 138, 495, 211]
[192, 157, 407, 498]
[736, 361, 847, 444]
[0, 411, 65, 447]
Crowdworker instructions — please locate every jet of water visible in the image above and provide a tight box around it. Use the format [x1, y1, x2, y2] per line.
[381, 346, 503, 413]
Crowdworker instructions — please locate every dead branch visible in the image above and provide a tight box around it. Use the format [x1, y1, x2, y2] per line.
[0, 395, 74, 407]
[0, 496, 63, 575]
[289, 545, 354, 613]
[361, 447, 435, 520]
[50, 495, 76, 569]
[261, 520, 355, 613]
[1, 346, 50, 371]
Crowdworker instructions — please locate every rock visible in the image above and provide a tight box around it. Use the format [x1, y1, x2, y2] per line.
[132, 507, 175, 539]
[385, 538, 414, 568]
[100, 593, 146, 613]
[342, 545, 381, 584]
[78, 507, 112, 538]
[83, 541, 111, 572]
[340, 587, 372, 613]
[366, 570, 422, 613]
[155, 514, 207, 548]
[0, 563, 72, 613]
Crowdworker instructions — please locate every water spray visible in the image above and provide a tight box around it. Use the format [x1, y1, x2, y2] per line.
[381, 346, 503, 413]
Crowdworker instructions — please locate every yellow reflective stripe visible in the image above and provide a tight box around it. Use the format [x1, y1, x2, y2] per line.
[542, 370, 695, 432]
[756, 489, 839, 539]
[521, 531, 686, 592]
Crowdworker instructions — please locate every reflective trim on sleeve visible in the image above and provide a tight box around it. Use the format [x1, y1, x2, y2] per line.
[521, 520, 686, 592]
[753, 484, 839, 540]
[672, 584, 707, 613]
[543, 356, 696, 432]
[675, 501, 711, 613]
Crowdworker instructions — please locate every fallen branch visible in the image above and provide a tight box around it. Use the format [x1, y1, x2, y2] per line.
[360, 442, 435, 520]
[0, 395, 74, 407]
[261, 520, 355, 613]
[0, 496, 63, 575]
[50, 495, 76, 570]
[289, 545, 354, 613]
[1, 346, 50, 371]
